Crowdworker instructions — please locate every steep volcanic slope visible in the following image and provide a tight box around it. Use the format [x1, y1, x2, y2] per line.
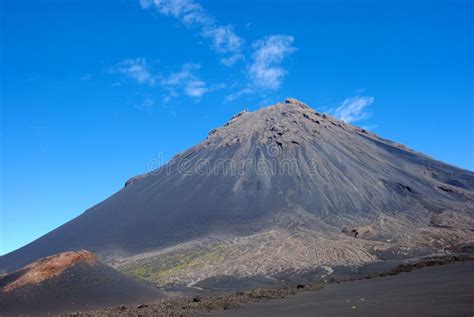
[1, 98, 473, 286]
[0, 250, 163, 316]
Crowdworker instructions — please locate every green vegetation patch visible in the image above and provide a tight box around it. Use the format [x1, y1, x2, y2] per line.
[121, 244, 230, 285]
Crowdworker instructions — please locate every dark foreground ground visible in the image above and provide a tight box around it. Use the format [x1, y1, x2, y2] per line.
[207, 261, 474, 317]
[66, 255, 474, 317]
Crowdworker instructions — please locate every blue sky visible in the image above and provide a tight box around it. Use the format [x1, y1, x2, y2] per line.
[1, 0, 473, 255]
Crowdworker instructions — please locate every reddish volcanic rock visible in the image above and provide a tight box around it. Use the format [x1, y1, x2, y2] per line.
[2, 250, 97, 292]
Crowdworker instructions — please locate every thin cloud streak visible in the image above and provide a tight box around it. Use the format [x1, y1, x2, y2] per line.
[114, 58, 157, 86]
[134, 93, 155, 111]
[140, 0, 243, 66]
[331, 96, 375, 123]
[113, 59, 213, 102]
[160, 63, 209, 100]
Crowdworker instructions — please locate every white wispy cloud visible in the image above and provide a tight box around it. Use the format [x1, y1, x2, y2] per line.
[113, 59, 213, 102]
[80, 74, 92, 81]
[140, 0, 243, 66]
[224, 88, 251, 102]
[134, 93, 155, 111]
[118, 1, 298, 105]
[161, 63, 210, 100]
[331, 96, 375, 123]
[248, 35, 296, 90]
[224, 35, 296, 101]
[185, 80, 208, 98]
[114, 58, 157, 86]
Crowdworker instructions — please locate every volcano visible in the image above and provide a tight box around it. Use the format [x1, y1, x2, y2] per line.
[1, 98, 473, 287]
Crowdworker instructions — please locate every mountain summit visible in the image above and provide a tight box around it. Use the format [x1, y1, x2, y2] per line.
[1, 98, 473, 287]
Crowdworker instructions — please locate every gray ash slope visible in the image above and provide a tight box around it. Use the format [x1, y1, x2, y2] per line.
[1, 98, 473, 286]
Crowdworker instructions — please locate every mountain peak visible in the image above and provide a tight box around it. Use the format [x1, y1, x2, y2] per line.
[284, 97, 311, 109]
[205, 98, 357, 149]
